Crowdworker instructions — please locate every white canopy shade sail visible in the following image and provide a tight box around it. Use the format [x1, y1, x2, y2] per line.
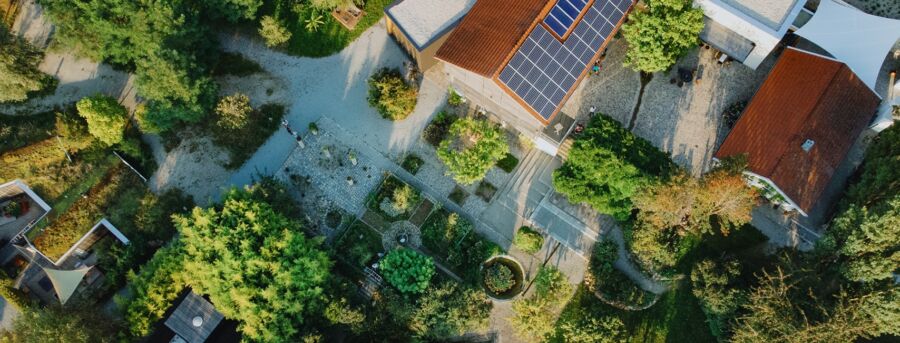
[795, 0, 900, 90]
[42, 266, 90, 304]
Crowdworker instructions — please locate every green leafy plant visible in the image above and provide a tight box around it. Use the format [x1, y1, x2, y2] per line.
[305, 12, 325, 32]
[420, 210, 501, 283]
[259, 15, 292, 47]
[367, 68, 418, 121]
[76, 95, 128, 146]
[513, 226, 544, 254]
[497, 153, 519, 173]
[423, 111, 457, 147]
[401, 154, 424, 174]
[437, 117, 509, 185]
[215, 93, 252, 130]
[380, 248, 435, 294]
[447, 88, 464, 106]
[620, 0, 704, 73]
[483, 263, 515, 293]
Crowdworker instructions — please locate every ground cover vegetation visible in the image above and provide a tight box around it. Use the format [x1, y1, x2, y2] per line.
[437, 117, 510, 185]
[260, 0, 394, 57]
[367, 68, 418, 121]
[0, 23, 55, 103]
[620, 0, 704, 73]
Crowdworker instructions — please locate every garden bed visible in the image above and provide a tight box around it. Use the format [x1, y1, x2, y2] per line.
[420, 209, 502, 283]
[496, 153, 519, 173]
[400, 154, 424, 175]
[475, 181, 497, 202]
[365, 175, 422, 222]
[448, 186, 468, 205]
[333, 220, 384, 269]
[422, 111, 457, 147]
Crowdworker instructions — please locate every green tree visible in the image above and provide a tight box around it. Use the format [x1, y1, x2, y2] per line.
[380, 248, 435, 294]
[176, 188, 333, 341]
[691, 259, 746, 338]
[410, 281, 492, 339]
[829, 198, 900, 282]
[75, 95, 127, 145]
[259, 16, 292, 48]
[324, 298, 365, 332]
[119, 243, 189, 338]
[0, 25, 50, 103]
[367, 68, 418, 121]
[620, 0, 704, 73]
[215, 93, 253, 129]
[513, 226, 544, 254]
[553, 115, 674, 221]
[2, 306, 121, 343]
[204, 0, 263, 22]
[843, 125, 900, 208]
[510, 266, 572, 342]
[135, 49, 217, 131]
[557, 314, 626, 343]
[437, 117, 509, 185]
[310, 0, 349, 10]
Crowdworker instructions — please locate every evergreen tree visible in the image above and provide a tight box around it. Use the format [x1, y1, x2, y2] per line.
[0, 25, 50, 103]
[75, 94, 128, 146]
[620, 0, 705, 73]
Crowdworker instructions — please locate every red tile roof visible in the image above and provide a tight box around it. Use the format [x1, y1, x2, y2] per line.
[715, 48, 880, 213]
[435, 0, 549, 77]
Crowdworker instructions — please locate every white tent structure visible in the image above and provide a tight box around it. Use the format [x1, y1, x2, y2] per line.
[42, 266, 91, 305]
[794, 0, 900, 91]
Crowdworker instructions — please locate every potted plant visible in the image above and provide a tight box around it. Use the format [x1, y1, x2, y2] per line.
[3, 201, 23, 218]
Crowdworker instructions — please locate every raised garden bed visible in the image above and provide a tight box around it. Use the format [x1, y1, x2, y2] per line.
[480, 255, 525, 300]
[496, 153, 519, 173]
[449, 186, 468, 205]
[475, 181, 497, 202]
[365, 175, 422, 222]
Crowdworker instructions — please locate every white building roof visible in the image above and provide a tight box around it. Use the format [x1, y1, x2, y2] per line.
[385, 0, 476, 49]
[718, 0, 801, 29]
[795, 0, 900, 91]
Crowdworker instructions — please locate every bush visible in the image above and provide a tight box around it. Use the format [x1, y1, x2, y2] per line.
[367, 68, 418, 121]
[380, 248, 435, 294]
[401, 154, 424, 175]
[259, 15, 292, 47]
[510, 266, 572, 341]
[483, 263, 516, 293]
[497, 153, 519, 173]
[437, 117, 510, 185]
[410, 281, 492, 339]
[514, 226, 544, 254]
[370, 176, 421, 220]
[215, 93, 252, 130]
[76, 95, 128, 146]
[587, 240, 653, 307]
[423, 111, 457, 147]
[447, 88, 464, 106]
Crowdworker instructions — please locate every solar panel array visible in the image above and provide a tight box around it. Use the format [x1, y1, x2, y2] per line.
[544, 0, 590, 37]
[498, 0, 632, 121]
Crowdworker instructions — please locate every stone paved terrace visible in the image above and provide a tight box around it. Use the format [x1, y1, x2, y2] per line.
[563, 38, 777, 175]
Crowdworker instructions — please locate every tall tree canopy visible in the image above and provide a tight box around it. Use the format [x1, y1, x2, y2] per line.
[553, 115, 675, 221]
[176, 188, 333, 341]
[76, 94, 128, 145]
[40, 0, 220, 131]
[620, 0, 704, 73]
[0, 25, 51, 103]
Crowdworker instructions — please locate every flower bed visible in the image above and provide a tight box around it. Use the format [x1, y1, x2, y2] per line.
[420, 209, 502, 283]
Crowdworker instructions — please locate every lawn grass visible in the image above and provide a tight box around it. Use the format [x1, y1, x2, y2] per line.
[552, 284, 715, 343]
[284, 0, 393, 57]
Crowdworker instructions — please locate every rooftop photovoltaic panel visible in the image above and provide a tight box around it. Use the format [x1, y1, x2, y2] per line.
[544, 0, 590, 37]
[498, 0, 633, 121]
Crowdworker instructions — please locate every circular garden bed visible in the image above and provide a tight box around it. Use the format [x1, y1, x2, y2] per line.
[480, 255, 525, 300]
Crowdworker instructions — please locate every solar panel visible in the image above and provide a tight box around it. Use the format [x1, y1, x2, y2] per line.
[544, 0, 591, 37]
[498, 0, 633, 121]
